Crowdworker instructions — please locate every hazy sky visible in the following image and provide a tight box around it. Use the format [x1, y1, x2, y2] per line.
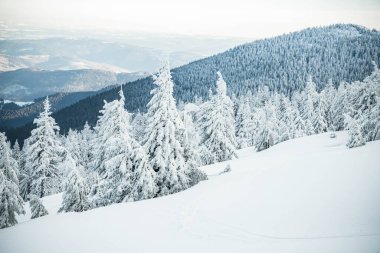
[1, 0, 379, 38]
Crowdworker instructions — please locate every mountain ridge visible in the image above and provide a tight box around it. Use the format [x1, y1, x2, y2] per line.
[2, 24, 380, 144]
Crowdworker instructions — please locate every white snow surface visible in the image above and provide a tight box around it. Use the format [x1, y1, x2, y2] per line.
[1, 132, 380, 253]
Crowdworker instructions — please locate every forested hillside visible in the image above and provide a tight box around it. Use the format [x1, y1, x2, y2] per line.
[3, 24, 380, 143]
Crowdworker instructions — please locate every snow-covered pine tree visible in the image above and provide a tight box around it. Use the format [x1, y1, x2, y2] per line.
[291, 104, 307, 138]
[77, 122, 98, 192]
[144, 63, 190, 196]
[311, 94, 328, 134]
[197, 71, 238, 164]
[79, 122, 94, 168]
[92, 87, 156, 205]
[180, 110, 207, 185]
[356, 63, 380, 142]
[331, 82, 348, 131]
[29, 195, 48, 219]
[25, 97, 64, 197]
[254, 102, 280, 151]
[0, 132, 25, 228]
[364, 101, 380, 141]
[235, 95, 255, 148]
[12, 140, 21, 164]
[302, 76, 318, 135]
[18, 140, 31, 201]
[321, 79, 337, 129]
[279, 97, 299, 140]
[59, 168, 90, 213]
[345, 113, 365, 148]
[274, 94, 291, 143]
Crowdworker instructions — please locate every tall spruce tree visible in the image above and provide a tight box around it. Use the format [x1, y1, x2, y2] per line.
[197, 72, 238, 164]
[144, 63, 193, 196]
[255, 102, 280, 151]
[25, 97, 64, 198]
[235, 95, 255, 148]
[29, 195, 48, 219]
[0, 132, 25, 228]
[92, 87, 156, 206]
[59, 168, 90, 213]
[345, 113, 365, 148]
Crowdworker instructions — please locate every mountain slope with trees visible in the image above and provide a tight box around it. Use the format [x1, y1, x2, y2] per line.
[3, 24, 380, 144]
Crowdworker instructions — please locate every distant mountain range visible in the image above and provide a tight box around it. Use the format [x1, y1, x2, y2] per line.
[2, 24, 380, 144]
[0, 35, 247, 101]
[0, 35, 247, 73]
[0, 68, 147, 101]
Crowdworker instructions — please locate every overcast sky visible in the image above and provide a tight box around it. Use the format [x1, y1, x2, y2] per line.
[1, 0, 379, 38]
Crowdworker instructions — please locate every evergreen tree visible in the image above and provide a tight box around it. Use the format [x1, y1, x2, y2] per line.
[292, 105, 307, 138]
[311, 95, 328, 134]
[180, 110, 207, 185]
[321, 79, 337, 129]
[357, 63, 380, 141]
[12, 140, 21, 164]
[198, 72, 238, 164]
[144, 63, 193, 196]
[0, 132, 25, 228]
[92, 87, 156, 205]
[331, 82, 348, 131]
[255, 102, 280, 151]
[29, 195, 48, 219]
[345, 114, 365, 148]
[79, 122, 94, 168]
[25, 97, 64, 197]
[59, 168, 90, 213]
[274, 94, 291, 142]
[364, 102, 380, 141]
[235, 96, 255, 148]
[18, 140, 31, 201]
[76, 122, 98, 190]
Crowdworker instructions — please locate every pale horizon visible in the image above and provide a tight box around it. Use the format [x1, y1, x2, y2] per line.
[0, 0, 379, 39]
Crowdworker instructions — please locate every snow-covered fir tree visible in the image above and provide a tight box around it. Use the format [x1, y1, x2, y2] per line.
[79, 122, 94, 168]
[180, 110, 207, 185]
[235, 95, 255, 148]
[0, 132, 25, 228]
[197, 71, 238, 164]
[321, 79, 337, 129]
[274, 94, 291, 142]
[12, 140, 21, 165]
[24, 97, 64, 198]
[355, 63, 380, 142]
[291, 104, 307, 139]
[92, 87, 156, 206]
[59, 168, 90, 213]
[76, 122, 98, 191]
[18, 140, 31, 201]
[331, 82, 348, 131]
[254, 102, 280, 151]
[144, 63, 197, 196]
[311, 94, 328, 134]
[29, 195, 48, 219]
[345, 113, 365, 148]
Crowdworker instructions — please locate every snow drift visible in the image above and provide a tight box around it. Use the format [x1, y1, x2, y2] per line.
[0, 132, 379, 253]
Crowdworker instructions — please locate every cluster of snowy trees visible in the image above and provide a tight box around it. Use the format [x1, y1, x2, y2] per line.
[0, 63, 208, 228]
[233, 63, 380, 150]
[1, 61, 379, 229]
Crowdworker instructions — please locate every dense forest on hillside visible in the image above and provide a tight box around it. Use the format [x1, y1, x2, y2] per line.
[2, 24, 380, 144]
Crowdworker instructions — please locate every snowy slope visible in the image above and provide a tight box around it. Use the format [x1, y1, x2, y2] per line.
[1, 132, 379, 253]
